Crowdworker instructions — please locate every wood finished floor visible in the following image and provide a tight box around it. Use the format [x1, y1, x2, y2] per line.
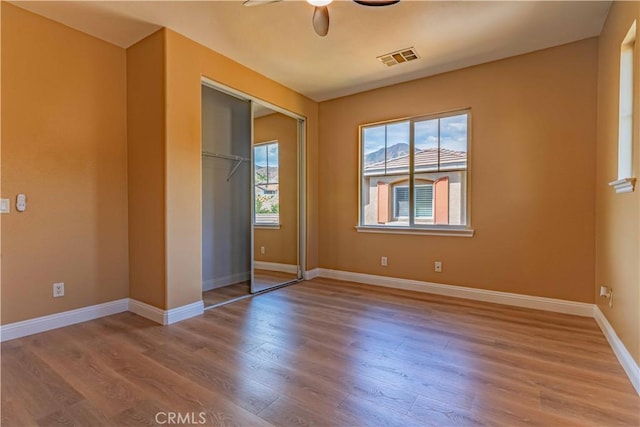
[2, 278, 639, 426]
[203, 282, 251, 307]
[203, 271, 299, 307]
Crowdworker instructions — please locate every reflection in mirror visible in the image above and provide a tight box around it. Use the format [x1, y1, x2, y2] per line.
[252, 103, 300, 293]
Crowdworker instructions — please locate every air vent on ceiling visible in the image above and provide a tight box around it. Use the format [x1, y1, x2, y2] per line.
[377, 47, 420, 67]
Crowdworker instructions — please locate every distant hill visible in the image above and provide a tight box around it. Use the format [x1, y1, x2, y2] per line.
[255, 165, 278, 183]
[365, 143, 409, 166]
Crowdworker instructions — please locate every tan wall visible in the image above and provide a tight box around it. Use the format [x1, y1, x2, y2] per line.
[163, 30, 318, 309]
[1, 3, 129, 324]
[254, 113, 299, 266]
[318, 39, 598, 303]
[596, 2, 640, 364]
[126, 30, 167, 309]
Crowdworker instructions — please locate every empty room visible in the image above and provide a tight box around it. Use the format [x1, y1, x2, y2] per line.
[1, 0, 639, 425]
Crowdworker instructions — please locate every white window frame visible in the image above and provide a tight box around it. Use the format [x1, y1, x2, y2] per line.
[610, 20, 637, 194]
[356, 108, 474, 237]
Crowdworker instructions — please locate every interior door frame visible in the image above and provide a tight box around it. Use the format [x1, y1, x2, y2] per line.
[201, 77, 306, 292]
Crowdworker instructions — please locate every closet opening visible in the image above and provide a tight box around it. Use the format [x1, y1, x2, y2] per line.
[200, 80, 305, 308]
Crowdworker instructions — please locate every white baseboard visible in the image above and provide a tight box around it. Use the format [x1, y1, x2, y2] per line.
[594, 305, 640, 395]
[128, 299, 166, 324]
[202, 271, 250, 292]
[0, 298, 129, 342]
[165, 301, 204, 324]
[254, 261, 298, 274]
[128, 299, 204, 325]
[304, 268, 321, 280]
[315, 268, 594, 317]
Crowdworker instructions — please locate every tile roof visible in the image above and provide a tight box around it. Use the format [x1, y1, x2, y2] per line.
[364, 147, 466, 174]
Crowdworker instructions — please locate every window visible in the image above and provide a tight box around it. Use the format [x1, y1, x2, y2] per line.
[360, 110, 469, 231]
[610, 21, 637, 194]
[394, 184, 433, 219]
[254, 141, 279, 224]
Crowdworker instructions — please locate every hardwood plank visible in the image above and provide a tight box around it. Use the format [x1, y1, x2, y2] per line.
[257, 396, 345, 427]
[37, 400, 112, 427]
[194, 346, 350, 415]
[1, 346, 84, 420]
[203, 282, 251, 307]
[142, 342, 279, 415]
[23, 330, 143, 418]
[249, 342, 419, 414]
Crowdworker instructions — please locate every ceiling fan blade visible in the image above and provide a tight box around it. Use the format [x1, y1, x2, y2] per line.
[353, 0, 399, 5]
[312, 6, 330, 37]
[242, 0, 282, 6]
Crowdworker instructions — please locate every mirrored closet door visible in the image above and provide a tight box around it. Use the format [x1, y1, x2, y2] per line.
[201, 82, 304, 308]
[251, 103, 302, 293]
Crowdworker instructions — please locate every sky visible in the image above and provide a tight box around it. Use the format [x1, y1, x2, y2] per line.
[363, 113, 468, 157]
[254, 142, 279, 168]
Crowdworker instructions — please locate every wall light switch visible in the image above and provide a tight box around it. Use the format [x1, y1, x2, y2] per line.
[0, 199, 9, 214]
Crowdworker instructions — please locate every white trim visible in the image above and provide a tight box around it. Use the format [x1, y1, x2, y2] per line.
[128, 299, 204, 325]
[355, 225, 474, 237]
[593, 305, 640, 395]
[254, 261, 299, 274]
[254, 224, 281, 230]
[0, 298, 129, 342]
[304, 268, 321, 280]
[165, 301, 204, 325]
[202, 271, 250, 291]
[608, 178, 636, 193]
[128, 299, 165, 324]
[315, 268, 593, 317]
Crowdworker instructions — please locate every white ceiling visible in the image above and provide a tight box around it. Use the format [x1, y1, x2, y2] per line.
[12, 0, 611, 102]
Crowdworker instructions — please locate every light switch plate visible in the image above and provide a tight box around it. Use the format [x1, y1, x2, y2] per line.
[0, 199, 9, 214]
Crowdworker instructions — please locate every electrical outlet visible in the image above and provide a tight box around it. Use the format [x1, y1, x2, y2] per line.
[381, 256, 388, 267]
[53, 282, 64, 298]
[434, 261, 442, 272]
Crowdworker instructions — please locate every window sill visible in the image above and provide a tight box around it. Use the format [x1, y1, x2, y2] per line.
[355, 225, 474, 237]
[608, 177, 636, 194]
[254, 224, 281, 230]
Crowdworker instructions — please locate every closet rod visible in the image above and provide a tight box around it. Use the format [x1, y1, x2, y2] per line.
[202, 151, 250, 181]
[202, 151, 250, 162]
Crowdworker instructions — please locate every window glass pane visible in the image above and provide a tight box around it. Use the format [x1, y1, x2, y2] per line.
[619, 42, 634, 179]
[414, 119, 439, 173]
[363, 125, 386, 172]
[254, 145, 267, 184]
[384, 121, 410, 175]
[440, 114, 468, 171]
[255, 183, 279, 224]
[254, 142, 279, 224]
[267, 143, 279, 184]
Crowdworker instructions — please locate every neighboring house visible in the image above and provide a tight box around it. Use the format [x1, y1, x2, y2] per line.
[363, 147, 467, 226]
